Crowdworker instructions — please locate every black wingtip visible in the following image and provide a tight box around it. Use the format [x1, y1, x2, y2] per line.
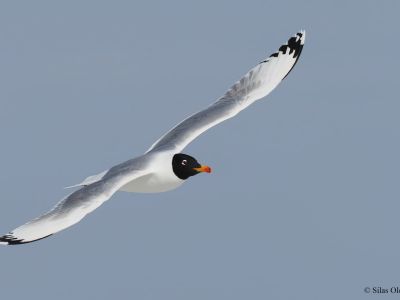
[282, 31, 306, 80]
[0, 234, 53, 245]
[261, 31, 305, 68]
[268, 31, 305, 60]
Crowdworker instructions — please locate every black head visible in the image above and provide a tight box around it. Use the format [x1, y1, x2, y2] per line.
[172, 153, 211, 180]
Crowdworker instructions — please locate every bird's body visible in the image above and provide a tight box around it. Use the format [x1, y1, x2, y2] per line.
[0, 31, 306, 245]
[117, 152, 184, 193]
[71, 152, 187, 193]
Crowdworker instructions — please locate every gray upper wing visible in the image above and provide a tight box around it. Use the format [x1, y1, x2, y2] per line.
[147, 31, 305, 153]
[0, 156, 150, 245]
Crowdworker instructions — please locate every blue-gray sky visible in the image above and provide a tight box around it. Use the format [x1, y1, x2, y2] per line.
[0, 1, 399, 299]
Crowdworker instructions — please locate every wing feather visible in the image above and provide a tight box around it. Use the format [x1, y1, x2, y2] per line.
[147, 31, 305, 153]
[0, 165, 148, 245]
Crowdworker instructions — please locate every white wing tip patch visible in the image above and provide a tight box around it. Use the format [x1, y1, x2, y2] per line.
[299, 30, 306, 45]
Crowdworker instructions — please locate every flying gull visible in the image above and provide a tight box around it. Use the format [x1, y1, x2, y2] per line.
[0, 31, 306, 245]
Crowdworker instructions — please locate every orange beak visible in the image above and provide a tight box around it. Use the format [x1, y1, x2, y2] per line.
[193, 165, 212, 173]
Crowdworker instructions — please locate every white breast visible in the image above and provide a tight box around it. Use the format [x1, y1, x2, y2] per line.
[118, 152, 184, 193]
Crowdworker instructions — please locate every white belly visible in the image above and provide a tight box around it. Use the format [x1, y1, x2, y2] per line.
[119, 173, 184, 193]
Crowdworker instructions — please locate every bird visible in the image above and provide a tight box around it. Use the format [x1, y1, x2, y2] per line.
[0, 30, 305, 245]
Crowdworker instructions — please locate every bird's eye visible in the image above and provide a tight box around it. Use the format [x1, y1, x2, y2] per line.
[181, 159, 187, 166]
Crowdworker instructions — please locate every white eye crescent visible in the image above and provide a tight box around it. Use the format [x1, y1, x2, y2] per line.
[181, 159, 187, 166]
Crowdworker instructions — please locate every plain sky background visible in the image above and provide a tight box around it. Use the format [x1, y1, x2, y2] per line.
[0, 1, 399, 299]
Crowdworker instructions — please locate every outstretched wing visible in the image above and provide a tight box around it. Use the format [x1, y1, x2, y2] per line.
[0, 164, 149, 245]
[147, 31, 305, 153]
